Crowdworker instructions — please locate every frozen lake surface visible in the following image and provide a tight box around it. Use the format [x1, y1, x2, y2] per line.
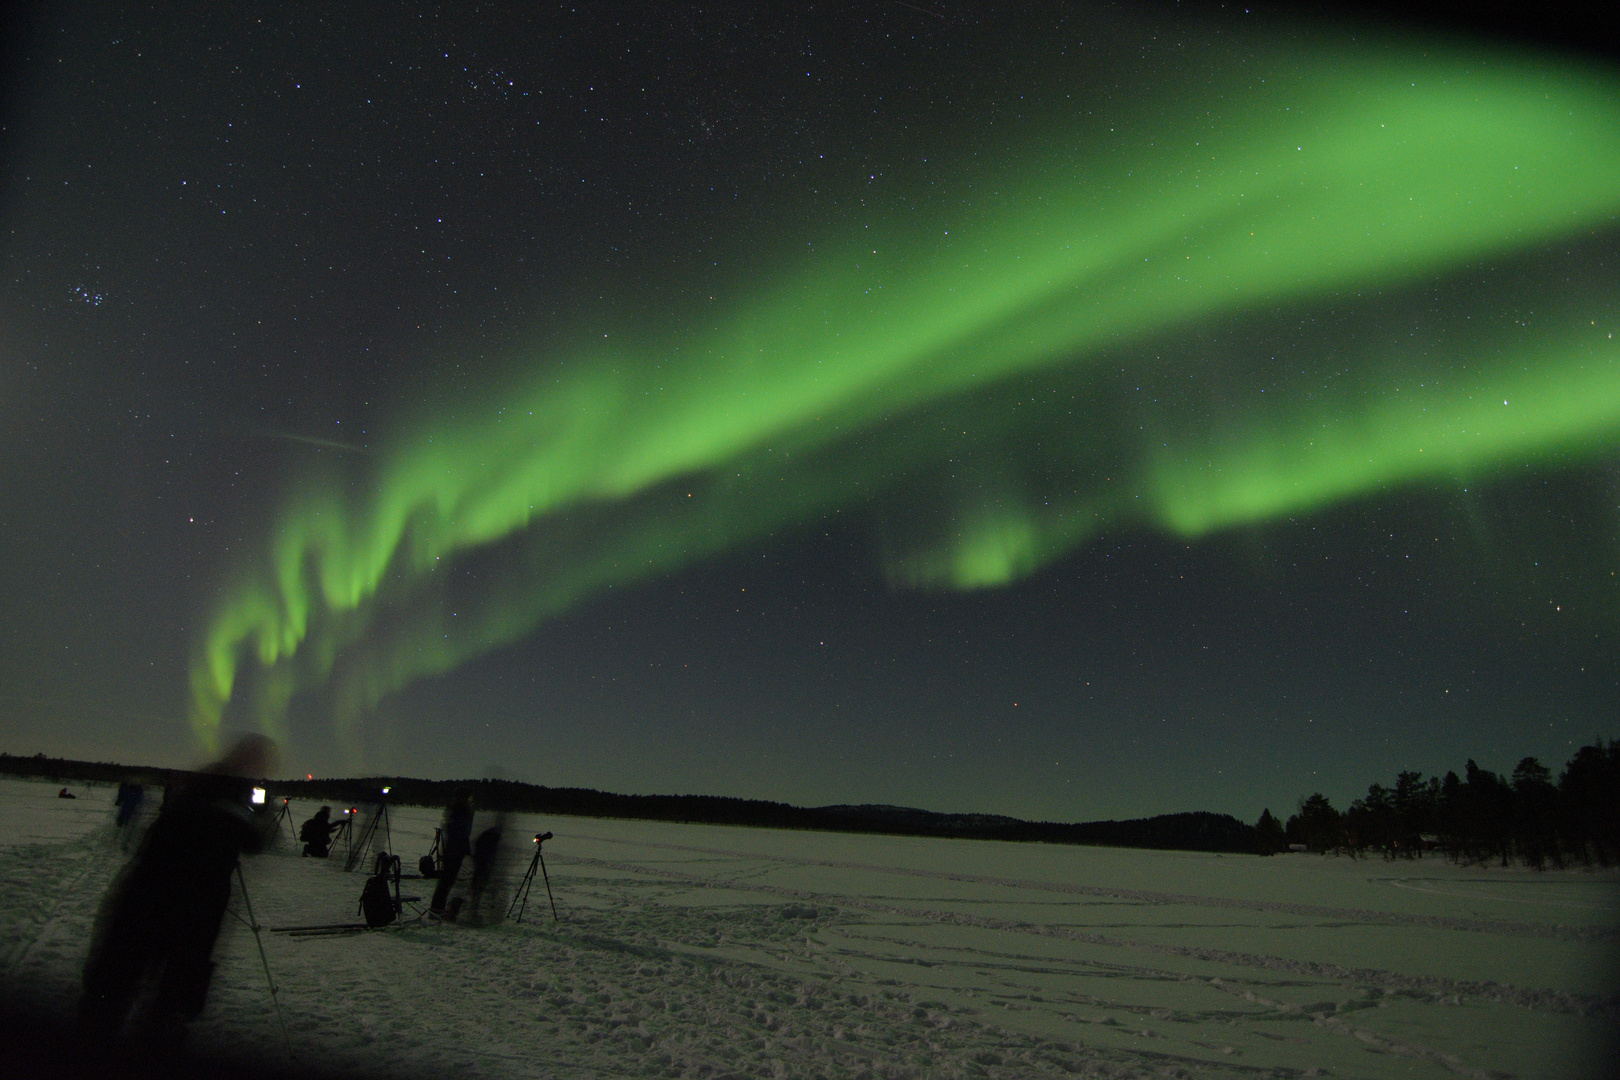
[2, 777, 1616, 1078]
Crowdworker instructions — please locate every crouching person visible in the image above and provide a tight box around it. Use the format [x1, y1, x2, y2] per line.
[299, 804, 342, 857]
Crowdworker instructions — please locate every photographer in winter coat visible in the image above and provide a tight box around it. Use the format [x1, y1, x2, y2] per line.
[80, 734, 277, 1042]
[298, 805, 343, 858]
[429, 787, 475, 916]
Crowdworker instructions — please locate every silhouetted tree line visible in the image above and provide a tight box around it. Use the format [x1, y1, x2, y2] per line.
[1253, 739, 1620, 867]
[264, 779, 1258, 852]
[1, 753, 1258, 854]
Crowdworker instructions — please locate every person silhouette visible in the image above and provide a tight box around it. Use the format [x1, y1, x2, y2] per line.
[298, 805, 342, 857]
[79, 734, 277, 1044]
[429, 788, 475, 916]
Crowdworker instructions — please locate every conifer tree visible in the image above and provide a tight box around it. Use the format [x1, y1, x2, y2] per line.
[1254, 808, 1286, 855]
[1287, 794, 1341, 853]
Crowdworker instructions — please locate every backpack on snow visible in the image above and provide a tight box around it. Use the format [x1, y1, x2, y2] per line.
[418, 828, 442, 879]
[359, 853, 400, 927]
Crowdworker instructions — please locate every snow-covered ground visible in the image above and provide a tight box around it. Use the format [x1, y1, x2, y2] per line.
[2, 776, 1615, 1079]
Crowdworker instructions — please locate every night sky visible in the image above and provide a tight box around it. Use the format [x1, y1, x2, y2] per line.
[1, 1, 1616, 823]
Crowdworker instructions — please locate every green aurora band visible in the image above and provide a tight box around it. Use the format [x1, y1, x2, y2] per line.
[192, 35, 1620, 752]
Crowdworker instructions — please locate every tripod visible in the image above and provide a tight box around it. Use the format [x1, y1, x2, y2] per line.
[345, 801, 393, 872]
[508, 831, 557, 922]
[232, 861, 295, 1061]
[269, 798, 297, 845]
[331, 812, 354, 863]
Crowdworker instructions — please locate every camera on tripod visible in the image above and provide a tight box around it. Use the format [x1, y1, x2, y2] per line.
[510, 832, 557, 922]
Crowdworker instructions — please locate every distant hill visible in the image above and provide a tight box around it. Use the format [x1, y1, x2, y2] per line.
[0, 752, 1258, 854]
[816, 802, 1258, 853]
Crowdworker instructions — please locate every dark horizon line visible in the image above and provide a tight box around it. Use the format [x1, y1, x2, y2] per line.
[0, 751, 1260, 855]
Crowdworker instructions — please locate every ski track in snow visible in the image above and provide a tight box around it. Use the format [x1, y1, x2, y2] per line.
[554, 851, 1615, 1018]
[2, 779, 1615, 1080]
[578, 836, 1616, 943]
